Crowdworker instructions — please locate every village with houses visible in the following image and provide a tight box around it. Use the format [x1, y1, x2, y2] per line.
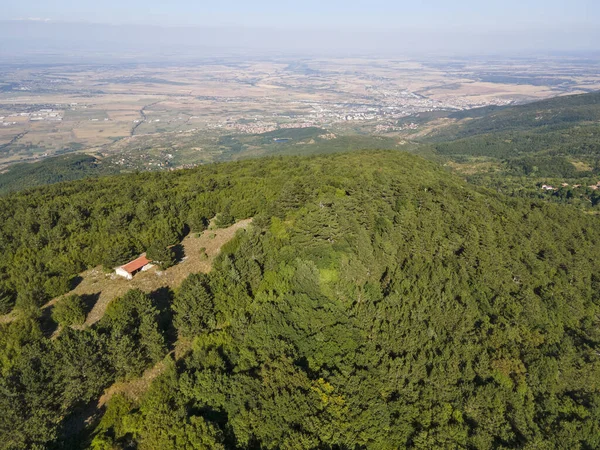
[541, 180, 600, 191]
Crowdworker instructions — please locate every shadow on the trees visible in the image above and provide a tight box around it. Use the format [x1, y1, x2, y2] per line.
[40, 304, 59, 337]
[80, 292, 101, 316]
[53, 401, 106, 450]
[172, 243, 185, 263]
[149, 286, 176, 350]
[69, 275, 84, 291]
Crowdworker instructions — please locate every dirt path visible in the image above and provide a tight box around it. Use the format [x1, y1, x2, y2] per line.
[82, 218, 252, 325]
[0, 311, 17, 325]
[0, 219, 252, 327]
[98, 359, 168, 408]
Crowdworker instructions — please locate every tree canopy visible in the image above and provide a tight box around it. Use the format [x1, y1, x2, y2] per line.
[0, 150, 599, 449]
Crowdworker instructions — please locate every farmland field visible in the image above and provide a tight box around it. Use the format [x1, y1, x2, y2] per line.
[1, 55, 599, 172]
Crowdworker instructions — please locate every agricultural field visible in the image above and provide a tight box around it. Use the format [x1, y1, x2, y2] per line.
[1, 55, 599, 171]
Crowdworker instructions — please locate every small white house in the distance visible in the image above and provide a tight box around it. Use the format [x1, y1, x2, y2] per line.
[115, 254, 154, 280]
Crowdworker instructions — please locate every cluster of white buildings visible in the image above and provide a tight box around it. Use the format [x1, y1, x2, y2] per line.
[0, 116, 17, 127]
[2, 109, 64, 123]
[542, 181, 600, 191]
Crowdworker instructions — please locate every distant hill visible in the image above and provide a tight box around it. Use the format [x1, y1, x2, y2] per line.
[418, 91, 600, 210]
[423, 91, 600, 172]
[431, 90, 600, 142]
[0, 154, 119, 195]
[433, 123, 600, 161]
[0, 132, 409, 195]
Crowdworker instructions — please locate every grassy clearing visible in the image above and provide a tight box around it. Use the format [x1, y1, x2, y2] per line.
[80, 218, 252, 325]
[1, 219, 252, 327]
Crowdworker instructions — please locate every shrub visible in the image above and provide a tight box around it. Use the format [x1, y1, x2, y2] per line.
[0, 284, 16, 314]
[199, 247, 208, 261]
[172, 273, 216, 337]
[146, 244, 177, 270]
[52, 295, 86, 326]
[44, 275, 73, 298]
[187, 210, 209, 233]
[215, 204, 235, 228]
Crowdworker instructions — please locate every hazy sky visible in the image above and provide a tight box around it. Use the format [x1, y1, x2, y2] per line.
[1, 1, 599, 56]
[5, 0, 599, 30]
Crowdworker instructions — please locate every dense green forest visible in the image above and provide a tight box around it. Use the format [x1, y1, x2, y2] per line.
[0, 133, 408, 196]
[431, 91, 600, 142]
[428, 91, 600, 168]
[0, 154, 119, 195]
[415, 91, 600, 211]
[433, 124, 600, 162]
[1, 151, 599, 449]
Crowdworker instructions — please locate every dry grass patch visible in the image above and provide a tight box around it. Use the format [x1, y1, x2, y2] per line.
[0, 219, 253, 327]
[572, 160, 593, 172]
[98, 359, 168, 408]
[81, 218, 252, 325]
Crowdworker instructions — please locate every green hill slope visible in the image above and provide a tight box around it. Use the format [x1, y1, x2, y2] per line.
[0, 154, 119, 195]
[432, 91, 600, 142]
[433, 123, 600, 161]
[420, 91, 600, 210]
[1, 151, 599, 449]
[0, 132, 409, 195]
[428, 91, 600, 163]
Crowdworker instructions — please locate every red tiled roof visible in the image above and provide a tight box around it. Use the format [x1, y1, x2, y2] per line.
[120, 254, 151, 274]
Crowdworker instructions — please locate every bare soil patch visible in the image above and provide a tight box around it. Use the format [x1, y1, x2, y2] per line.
[81, 218, 252, 325]
[0, 219, 252, 327]
[98, 359, 168, 408]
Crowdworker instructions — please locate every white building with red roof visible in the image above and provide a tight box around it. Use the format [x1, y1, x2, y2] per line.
[115, 254, 153, 280]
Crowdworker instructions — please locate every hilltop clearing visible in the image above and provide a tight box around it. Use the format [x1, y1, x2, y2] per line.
[0, 219, 252, 327]
[72, 219, 251, 326]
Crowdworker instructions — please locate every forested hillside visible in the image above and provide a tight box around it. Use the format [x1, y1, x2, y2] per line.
[428, 91, 600, 168]
[417, 91, 600, 211]
[1, 151, 599, 449]
[0, 154, 119, 195]
[0, 131, 406, 196]
[431, 91, 600, 142]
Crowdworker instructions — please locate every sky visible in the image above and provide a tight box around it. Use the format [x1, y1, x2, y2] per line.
[4, 0, 599, 30]
[1, 0, 599, 56]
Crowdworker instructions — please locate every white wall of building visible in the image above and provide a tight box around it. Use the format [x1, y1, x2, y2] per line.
[115, 267, 133, 280]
